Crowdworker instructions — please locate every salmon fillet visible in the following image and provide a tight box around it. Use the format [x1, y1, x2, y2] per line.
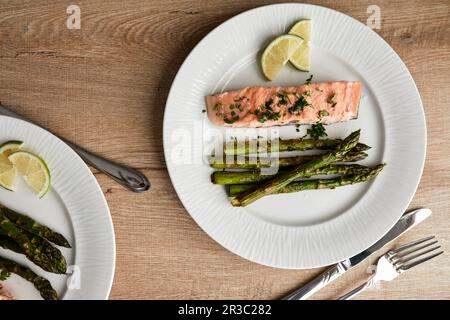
[206, 81, 361, 127]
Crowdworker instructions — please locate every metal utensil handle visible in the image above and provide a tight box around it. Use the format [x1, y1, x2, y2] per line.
[65, 140, 150, 192]
[283, 262, 348, 300]
[0, 103, 150, 192]
[338, 275, 376, 300]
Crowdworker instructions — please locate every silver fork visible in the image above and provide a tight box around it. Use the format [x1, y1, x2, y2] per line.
[338, 236, 444, 300]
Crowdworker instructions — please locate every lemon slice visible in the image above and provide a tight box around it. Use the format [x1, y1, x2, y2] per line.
[289, 42, 310, 71]
[261, 34, 303, 80]
[289, 19, 311, 41]
[0, 141, 23, 191]
[8, 151, 51, 198]
[0, 154, 17, 191]
[289, 20, 311, 72]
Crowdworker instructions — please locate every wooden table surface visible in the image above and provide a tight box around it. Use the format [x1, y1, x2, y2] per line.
[1, 0, 449, 300]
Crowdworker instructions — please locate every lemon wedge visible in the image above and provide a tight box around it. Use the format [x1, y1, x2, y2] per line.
[8, 151, 51, 198]
[261, 34, 304, 80]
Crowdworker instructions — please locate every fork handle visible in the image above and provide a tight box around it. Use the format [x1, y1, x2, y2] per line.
[338, 276, 377, 300]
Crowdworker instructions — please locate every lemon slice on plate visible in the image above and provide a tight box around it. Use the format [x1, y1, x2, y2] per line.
[261, 34, 303, 80]
[0, 155, 17, 191]
[289, 19, 311, 72]
[8, 151, 51, 198]
[0, 141, 24, 191]
[289, 19, 311, 41]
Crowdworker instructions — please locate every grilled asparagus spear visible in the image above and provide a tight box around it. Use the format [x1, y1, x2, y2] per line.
[229, 164, 385, 196]
[231, 130, 361, 207]
[0, 235, 22, 254]
[209, 150, 367, 170]
[0, 204, 70, 248]
[212, 164, 371, 185]
[0, 256, 57, 300]
[0, 211, 67, 274]
[223, 138, 370, 155]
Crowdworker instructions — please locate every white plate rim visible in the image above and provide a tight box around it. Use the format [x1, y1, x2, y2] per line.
[163, 3, 426, 269]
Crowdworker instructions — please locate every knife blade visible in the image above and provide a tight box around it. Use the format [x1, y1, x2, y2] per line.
[283, 208, 431, 300]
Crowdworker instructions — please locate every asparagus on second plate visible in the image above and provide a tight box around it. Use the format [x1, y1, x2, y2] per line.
[0, 211, 67, 274]
[0, 256, 57, 300]
[0, 204, 71, 248]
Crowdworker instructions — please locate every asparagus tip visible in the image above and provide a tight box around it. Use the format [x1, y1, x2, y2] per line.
[231, 198, 241, 207]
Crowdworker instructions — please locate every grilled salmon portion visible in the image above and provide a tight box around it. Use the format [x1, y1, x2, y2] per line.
[206, 81, 361, 127]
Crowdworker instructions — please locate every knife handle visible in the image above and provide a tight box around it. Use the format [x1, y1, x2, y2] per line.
[282, 262, 348, 300]
[64, 140, 150, 193]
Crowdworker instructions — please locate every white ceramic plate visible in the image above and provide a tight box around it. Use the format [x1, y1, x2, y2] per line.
[0, 116, 115, 299]
[163, 4, 426, 268]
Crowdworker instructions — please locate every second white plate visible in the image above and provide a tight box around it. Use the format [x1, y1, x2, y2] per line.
[0, 116, 115, 299]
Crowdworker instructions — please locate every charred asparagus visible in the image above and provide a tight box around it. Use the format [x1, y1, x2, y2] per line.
[231, 130, 361, 206]
[212, 164, 371, 185]
[209, 150, 367, 170]
[0, 256, 57, 300]
[229, 164, 385, 196]
[223, 138, 370, 155]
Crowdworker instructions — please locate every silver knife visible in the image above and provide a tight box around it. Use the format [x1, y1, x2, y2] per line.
[283, 208, 431, 300]
[0, 103, 150, 192]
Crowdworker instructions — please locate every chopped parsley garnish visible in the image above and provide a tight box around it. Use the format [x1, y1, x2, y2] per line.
[230, 105, 235, 110]
[264, 99, 273, 109]
[0, 270, 10, 281]
[288, 95, 310, 114]
[256, 98, 277, 122]
[258, 110, 280, 123]
[276, 92, 289, 106]
[318, 110, 329, 118]
[234, 96, 248, 102]
[305, 74, 313, 85]
[306, 123, 328, 139]
[295, 124, 300, 132]
[304, 90, 312, 97]
[213, 103, 222, 111]
[269, 112, 281, 120]
[223, 115, 240, 124]
[258, 114, 268, 123]
[328, 94, 337, 108]
[230, 111, 236, 116]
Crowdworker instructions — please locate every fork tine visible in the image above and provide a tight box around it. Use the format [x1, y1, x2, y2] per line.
[395, 246, 441, 265]
[398, 250, 444, 271]
[393, 240, 438, 258]
[391, 236, 435, 254]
